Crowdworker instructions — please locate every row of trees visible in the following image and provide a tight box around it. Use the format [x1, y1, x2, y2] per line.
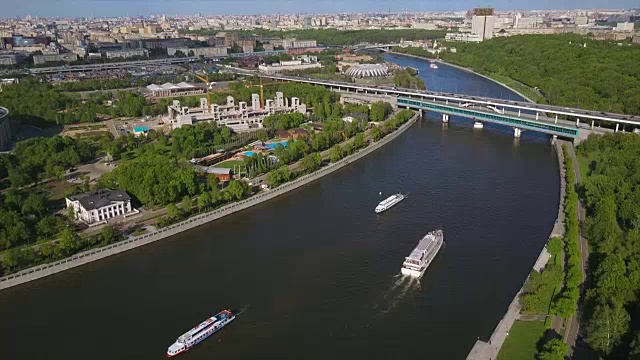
[182, 29, 447, 46]
[521, 238, 564, 314]
[263, 112, 305, 130]
[441, 34, 640, 115]
[576, 133, 640, 358]
[390, 46, 436, 59]
[1, 226, 117, 276]
[556, 145, 582, 317]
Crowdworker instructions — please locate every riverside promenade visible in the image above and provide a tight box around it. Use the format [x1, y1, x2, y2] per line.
[0, 114, 419, 291]
[466, 139, 566, 360]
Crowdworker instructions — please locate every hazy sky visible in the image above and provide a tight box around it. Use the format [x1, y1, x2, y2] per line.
[4, 0, 638, 18]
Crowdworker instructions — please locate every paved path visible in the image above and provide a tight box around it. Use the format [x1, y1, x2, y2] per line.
[561, 141, 590, 356]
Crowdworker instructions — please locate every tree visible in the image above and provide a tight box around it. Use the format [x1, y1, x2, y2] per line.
[1, 248, 20, 273]
[538, 338, 568, 360]
[181, 195, 194, 214]
[207, 175, 219, 191]
[370, 101, 391, 122]
[266, 165, 292, 187]
[101, 225, 114, 244]
[299, 153, 322, 174]
[166, 204, 180, 220]
[586, 302, 630, 355]
[223, 180, 250, 201]
[21, 193, 47, 217]
[370, 126, 383, 142]
[57, 227, 80, 257]
[67, 206, 76, 221]
[198, 191, 212, 210]
[329, 144, 344, 163]
[37, 215, 60, 240]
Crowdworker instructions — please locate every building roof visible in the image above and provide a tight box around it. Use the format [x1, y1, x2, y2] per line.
[68, 189, 131, 211]
[207, 167, 232, 175]
[288, 128, 308, 135]
[345, 63, 389, 78]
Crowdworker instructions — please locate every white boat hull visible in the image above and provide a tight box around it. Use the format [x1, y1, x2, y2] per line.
[401, 231, 443, 278]
[473, 121, 484, 129]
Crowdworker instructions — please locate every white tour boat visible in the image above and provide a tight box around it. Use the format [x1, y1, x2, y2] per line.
[375, 193, 405, 213]
[166, 309, 235, 357]
[401, 230, 444, 278]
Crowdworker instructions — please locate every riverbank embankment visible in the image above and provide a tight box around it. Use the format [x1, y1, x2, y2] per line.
[466, 139, 566, 360]
[0, 114, 419, 291]
[385, 50, 537, 104]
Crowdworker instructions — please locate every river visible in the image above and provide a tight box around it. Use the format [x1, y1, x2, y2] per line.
[0, 54, 560, 359]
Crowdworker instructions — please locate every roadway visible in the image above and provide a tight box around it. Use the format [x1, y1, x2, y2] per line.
[29, 57, 206, 75]
[224, 67, 639, 127]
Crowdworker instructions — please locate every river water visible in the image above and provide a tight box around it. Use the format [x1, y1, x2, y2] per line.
[0, 54, 560, 359]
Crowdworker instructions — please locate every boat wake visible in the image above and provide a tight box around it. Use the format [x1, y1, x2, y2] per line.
[372, 274, 421, 317]
[235, 305, 251, 316]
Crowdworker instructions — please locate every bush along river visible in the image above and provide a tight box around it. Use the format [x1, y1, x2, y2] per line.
[0, 54, 559, 360]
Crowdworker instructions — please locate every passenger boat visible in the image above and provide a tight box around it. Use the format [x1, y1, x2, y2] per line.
[375, 193, 405, 213]
[166, 309, 235, 357]
[401, 230, 444, 278]
[473, 121, 484, 129]
[430, 63, 438, 69]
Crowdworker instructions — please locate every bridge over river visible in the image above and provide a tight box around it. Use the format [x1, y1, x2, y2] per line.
[228, 67, 638, 141]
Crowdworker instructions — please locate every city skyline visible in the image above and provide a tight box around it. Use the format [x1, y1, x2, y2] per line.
[3, 0, 639, 18]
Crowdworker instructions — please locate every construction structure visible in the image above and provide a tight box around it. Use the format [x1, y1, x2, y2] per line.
[167, 92, 307, 132]
[145, 82, 205, 98]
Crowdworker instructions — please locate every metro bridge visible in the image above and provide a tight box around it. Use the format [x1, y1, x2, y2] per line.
[227, 68, 638, 140]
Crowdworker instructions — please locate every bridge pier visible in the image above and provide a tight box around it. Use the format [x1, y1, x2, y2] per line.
[576, 118, 580, 127]
[616, 123, 619, 132]
[591, 120, 594, 129]
[518, 109, 521, 117]
[419, 109, 423, 117]
[513, 128, 522, 138]
[555, 114, 558, 124]
[536, 112, 539, 120]
[442, 114, 449, 123]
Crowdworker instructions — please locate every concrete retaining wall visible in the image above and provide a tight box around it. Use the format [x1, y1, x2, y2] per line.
[0, 114, 419, 291]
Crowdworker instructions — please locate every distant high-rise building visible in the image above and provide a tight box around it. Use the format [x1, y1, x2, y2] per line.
[471, 8, 496, 41]
[303, 17, 312, 29]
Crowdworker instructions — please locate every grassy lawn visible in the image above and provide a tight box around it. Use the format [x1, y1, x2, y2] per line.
[577, 155, 591, 182]
[215, 160, 246, 168]
[497, 320, 545, 360]
[488, 73, 548, 104]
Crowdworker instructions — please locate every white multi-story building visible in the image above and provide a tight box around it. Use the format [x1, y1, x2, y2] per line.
[167, 46, 227, 57]
[167, 92, 307, 131]
[616, 22, 634, 32]
[445, 33, 483, 42]
[104, 48, 148, 59]
[471, 15, 495, 41]
[66, 189, 135, 224]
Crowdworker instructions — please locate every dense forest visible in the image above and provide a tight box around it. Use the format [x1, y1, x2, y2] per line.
[183, 28, 447, 46]
[441, 34, 640, 115]
[577, 133, 640, 358]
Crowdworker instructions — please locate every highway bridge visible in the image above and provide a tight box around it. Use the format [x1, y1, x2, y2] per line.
[29, 57, 208, 75]
[227, 68, 638, 139]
